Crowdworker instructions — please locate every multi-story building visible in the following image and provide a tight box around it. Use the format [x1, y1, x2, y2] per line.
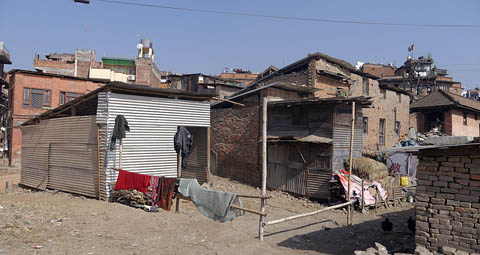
[34, 39, 167, 87]
[0, 41, 12, 163]
[234, 52, 410, 153]
[361, 56, 463, 99]
[6, 70, 106, 166]
[168, 73, 243, 99]
[219, 68, 258, 87]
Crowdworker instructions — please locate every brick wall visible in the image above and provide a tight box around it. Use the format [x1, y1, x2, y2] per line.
[7, 72, 104, 166]
[350, 74, 410, 153]
[135, 58, 153, 86]
[415, 146, 480, 253]
[211, 104, 261, 186]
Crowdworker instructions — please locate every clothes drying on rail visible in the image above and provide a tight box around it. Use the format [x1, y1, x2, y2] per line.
[114, 169, 151, 194]
[110, 114, 130, 150]
[174, 126, 192, 169]
[178, 178, 244, 222]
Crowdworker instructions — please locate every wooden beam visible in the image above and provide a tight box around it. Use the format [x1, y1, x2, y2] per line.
[212, 97, 245, 107]
[347, 101, 355, 226]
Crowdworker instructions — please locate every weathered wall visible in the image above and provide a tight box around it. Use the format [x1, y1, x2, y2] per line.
[314, 59, 351, 98]
[350, 74, 410, 153]
[211, 105, 261, 185]
[8, 72, 104, 166]
[450, 109, 480, 137]
[415, 146, 480, 253]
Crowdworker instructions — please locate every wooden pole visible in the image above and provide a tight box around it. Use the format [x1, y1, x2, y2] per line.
[97, 125, 101, 200]
[231, 205, 267, 216]
[361, 179, 364, 211]
[119, 138, 123, 169]
[265, 200, 354, 226]
[259, 97, 267, 241]
[347, 101, 355, 226]
[176, 149, 182, 213]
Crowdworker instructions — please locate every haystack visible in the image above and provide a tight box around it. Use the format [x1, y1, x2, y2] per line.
[345, 157, 391, 190]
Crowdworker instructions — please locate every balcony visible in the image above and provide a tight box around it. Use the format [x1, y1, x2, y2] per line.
[0, 42, 12, 65]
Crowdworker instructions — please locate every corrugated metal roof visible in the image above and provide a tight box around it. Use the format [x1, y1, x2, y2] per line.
[23, 81, 215, 126]
[267, 135, 333, 144]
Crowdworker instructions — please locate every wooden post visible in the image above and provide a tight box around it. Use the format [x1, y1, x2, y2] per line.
[361, 179, 364, 211]
[97, 125, 101, 200]
[347, 101, 355, 226]
[392, 187, 396, 207]
[259, 97, 267, 241]
[176, 149, 182, 213]
[119, 138, 123, 169]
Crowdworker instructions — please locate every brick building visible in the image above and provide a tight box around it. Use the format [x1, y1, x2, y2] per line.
[6, 70, 106, 166]
[411, 90, 480, 136]
[239, 52, 410, 152]
[34, 39, 167, 87]
[168, 73, 243, 99]
[415, 144, 480, 253]
[219, 70, 258, 87]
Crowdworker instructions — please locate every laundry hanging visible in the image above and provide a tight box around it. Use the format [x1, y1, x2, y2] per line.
[114, 169, 151, 194]
[178, 178, 244, 222]
[110, 115, 130, 150]
[174, 126, 192, 169]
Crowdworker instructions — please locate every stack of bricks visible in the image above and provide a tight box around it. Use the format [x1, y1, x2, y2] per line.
[415, 146, 480, 254]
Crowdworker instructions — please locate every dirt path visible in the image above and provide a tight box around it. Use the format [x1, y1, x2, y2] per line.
[0, 176, 415, 254]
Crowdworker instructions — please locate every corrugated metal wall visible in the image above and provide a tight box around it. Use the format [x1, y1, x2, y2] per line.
[21, 116, 106, 199]
[332, 126, 363, 172]
[97, 92, 210, 196]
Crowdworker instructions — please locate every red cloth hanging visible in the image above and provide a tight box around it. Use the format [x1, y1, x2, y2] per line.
[114, 169, 151, 194]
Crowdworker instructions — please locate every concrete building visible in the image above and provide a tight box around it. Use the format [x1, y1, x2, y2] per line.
[6, 70, 106, 166]
[168, 73, 243, 99]
[240, 52, 410, 153]
[411, 90, 480, 137]
[363, 56, 463, 99]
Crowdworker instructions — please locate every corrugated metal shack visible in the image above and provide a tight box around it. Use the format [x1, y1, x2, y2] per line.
[266, 98, 369, 199]
[20, 82, 214, 200]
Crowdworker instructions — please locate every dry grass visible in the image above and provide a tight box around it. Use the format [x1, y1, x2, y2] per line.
[345, 157, 392, 190]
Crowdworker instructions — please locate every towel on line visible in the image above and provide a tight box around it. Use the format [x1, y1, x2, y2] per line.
[178, 178, 244, 222]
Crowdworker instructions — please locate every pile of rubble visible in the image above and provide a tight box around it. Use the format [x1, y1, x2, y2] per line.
[354, 244, 437, 255]
[355, 245, 480, 255]
[109, 189, 152, 207]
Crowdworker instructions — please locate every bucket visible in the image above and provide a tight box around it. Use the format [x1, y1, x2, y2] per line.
[400, 176, 409, 187]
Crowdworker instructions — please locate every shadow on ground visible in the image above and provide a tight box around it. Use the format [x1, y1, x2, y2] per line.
[276, 208, 415, 254]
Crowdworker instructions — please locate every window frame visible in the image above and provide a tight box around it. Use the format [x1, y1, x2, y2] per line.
[394, 121, 401, 136]
[379, 118, 385, 146]
[23, 88, 50, 109]
[363, 117, 368, 134]
[23, 88, 31, 106]
[380, 89, 386, 99]
[362, 77, 369, 96]
[463, 113, 468, 126]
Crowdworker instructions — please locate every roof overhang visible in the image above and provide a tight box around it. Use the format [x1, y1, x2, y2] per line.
[267, 135, 333, 144]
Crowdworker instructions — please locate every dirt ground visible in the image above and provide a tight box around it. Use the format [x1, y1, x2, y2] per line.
[0, 176, 415, 255]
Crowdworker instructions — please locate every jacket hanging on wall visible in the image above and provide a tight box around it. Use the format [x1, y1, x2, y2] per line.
[110, 115, 130, 150]
[174, 126, 192, 169]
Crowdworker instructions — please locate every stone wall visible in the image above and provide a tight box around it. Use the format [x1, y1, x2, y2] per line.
[211, 104, 261, 186]
[415, 145, 480, 253]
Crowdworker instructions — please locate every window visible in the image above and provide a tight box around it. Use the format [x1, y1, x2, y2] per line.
[23, 88, 50, 108]
[363, 117, 368, 134]
[60, 92, 82, 105]
[379, 118, 385, 146]
[463, 113, 468, 126]
[44, 90, 51, 106]
[380, 89, 386, 99]
[362, 77, 369, 96]
[475, 114, 478, 121]
[395, 121, 401, 136]
[23, 88, 30, 104]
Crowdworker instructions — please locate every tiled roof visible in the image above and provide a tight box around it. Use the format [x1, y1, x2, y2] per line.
[411, 90, 480, 112]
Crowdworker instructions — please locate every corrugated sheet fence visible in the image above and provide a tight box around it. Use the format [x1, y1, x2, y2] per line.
[21, 116, 106, 199]
[96, 92, 210, 197]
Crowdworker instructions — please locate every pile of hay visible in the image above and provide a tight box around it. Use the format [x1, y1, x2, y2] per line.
[345, 157, 391, 189]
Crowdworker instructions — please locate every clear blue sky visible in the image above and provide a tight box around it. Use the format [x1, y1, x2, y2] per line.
[1, 0, 479, 88]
